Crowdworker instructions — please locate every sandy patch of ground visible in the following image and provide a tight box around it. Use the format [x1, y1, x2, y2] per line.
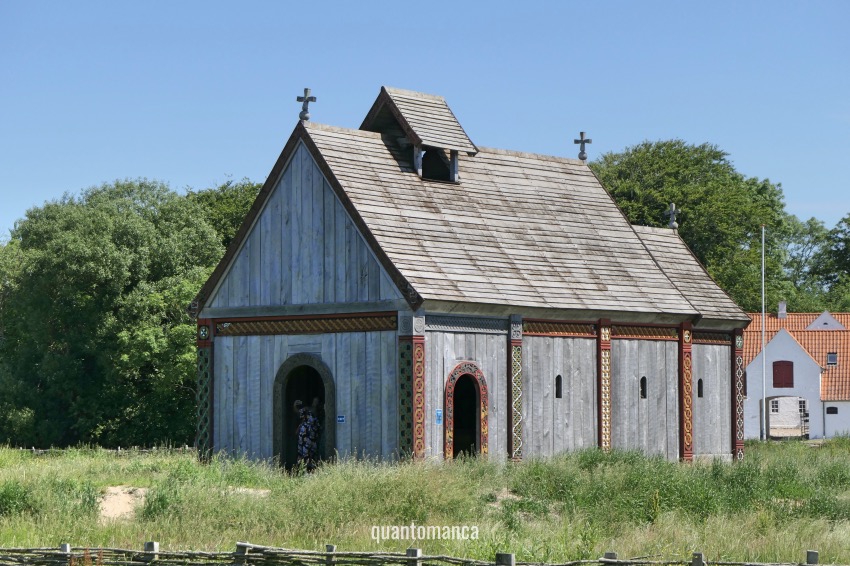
[227, 486, 271, 497]
[99, 486, 148, 522]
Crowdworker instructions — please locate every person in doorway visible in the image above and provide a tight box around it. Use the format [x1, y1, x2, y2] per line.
[294, 398, 321, 472]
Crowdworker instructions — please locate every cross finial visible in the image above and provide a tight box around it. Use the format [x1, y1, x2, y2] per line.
[297, 87, 317, 121]
[665, 203, 679, 230]
[573, 131, 592, 161]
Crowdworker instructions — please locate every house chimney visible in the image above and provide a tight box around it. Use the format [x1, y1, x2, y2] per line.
[778, 301, 787, 319]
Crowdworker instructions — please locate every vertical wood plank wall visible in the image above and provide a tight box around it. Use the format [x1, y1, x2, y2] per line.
[213, 331, 398, 461]
[610, 340, 679, 459]
[521, 337, 598, 458]
[208, 142, 402, 308]
[425, 332, 507, 459]
[692, 344, 732, 459]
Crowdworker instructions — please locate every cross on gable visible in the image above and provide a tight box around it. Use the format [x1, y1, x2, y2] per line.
[297, 87, 317, 121]
[665, 203, 679, 230]
[573, 131, 592, 161]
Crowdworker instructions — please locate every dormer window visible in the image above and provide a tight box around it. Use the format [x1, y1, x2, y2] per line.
[827, 352, 838, 366]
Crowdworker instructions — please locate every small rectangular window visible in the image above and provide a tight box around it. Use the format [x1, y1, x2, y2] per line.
[798, 399, 807, 415]
[827, 406, 838, 415]
[770, 399, 779, 413]
[827, 352, 838, 366]
[773, 361, 794, 388]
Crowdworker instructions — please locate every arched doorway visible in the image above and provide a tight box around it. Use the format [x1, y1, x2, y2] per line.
[273, 353, 336, 469]
[444, 362, 489, 459]
[765, 395, 809, 440]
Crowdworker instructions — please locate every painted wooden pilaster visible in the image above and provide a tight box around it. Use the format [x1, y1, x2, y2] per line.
[398, 311, 426, 459]
[508, 315, 523, 460]
[196, 318, 214, 462]
[597, 319, 612, 451]
[732, 329, 745, 461]
[678, 322, 694, 461]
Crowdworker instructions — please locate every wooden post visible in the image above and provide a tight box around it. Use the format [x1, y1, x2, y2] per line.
[692, 552, 704, 566]
[679, 322, 694, 461]
[603, 552, 618, 562]
[406, 547, 422, 566]
[507, 314, 523, 460]
[731, 329, 745, 461]
[597, 320, 612, 451]
[325, 544, 336, 566]
[235, 542, 249, 565]
[59, 544, 72, 554]
[807, 550, 819, 564]
[143, 541, 159, 562]
[495, 553, 515, 566]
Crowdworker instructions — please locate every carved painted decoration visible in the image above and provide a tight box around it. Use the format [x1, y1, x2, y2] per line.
[612, 326, 679, 340]
[523, 320, 596, 337]
[733, 329, 745, 461]
[398, 339, 414, 455]
[598, 322, 612, 452]
[694, 332, 732, 345]
[196, 346, 213, 461]
[510, 344, 523, 460]
[444, 362, 489, 459]
[412, 338, 426, 458]
[215, 314, 397, 336]
[679, 323, 694, 461]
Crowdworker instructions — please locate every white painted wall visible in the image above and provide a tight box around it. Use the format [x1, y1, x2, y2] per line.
[823, 401, 850, 437]
[743, 329, 823, 439]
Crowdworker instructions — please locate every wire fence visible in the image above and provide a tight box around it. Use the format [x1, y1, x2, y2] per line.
[0, 543, 831, 566]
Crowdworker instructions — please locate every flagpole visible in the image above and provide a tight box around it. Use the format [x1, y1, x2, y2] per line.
[761, 224, 767, 441]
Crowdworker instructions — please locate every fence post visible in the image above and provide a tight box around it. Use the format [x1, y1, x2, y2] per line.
[235, 543, 250, 565]
[603, 552, 618, 563]
[326, 544, 336, 566]
[807, 550, 819, 565]
[143, 541, 159, 562]
[407, 548, 422, 566]
[59, 544, 71, 554]
[496, 554, 516, 566]
[692, 553, 704, 566]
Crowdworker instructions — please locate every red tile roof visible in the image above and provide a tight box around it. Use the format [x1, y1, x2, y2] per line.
[744, 313, 850, 401]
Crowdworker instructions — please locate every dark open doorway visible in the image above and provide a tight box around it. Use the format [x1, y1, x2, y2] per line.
[452, 374, 480, 458]
[283, 365, 325, 470]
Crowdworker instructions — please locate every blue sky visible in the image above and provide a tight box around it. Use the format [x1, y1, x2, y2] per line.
[2, 1, 848, 240]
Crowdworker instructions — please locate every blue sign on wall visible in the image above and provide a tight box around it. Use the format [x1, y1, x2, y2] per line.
[337, 415, 346, 423]
[435, 409, 443, 425]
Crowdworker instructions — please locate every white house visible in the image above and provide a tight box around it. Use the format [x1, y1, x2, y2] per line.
[744, 307, 850, 439]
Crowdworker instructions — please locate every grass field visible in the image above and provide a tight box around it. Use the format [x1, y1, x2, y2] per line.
[1, 440, 849, 563]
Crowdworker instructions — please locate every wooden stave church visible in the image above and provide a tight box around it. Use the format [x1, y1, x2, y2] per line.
[190, 86, 751, 466]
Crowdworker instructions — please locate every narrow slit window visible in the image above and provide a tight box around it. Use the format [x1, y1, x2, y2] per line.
[640, 376, 647, 399]
[697, 379, 704, 398]
[827, 406, 838, 415]
[555, 374, 563, 399]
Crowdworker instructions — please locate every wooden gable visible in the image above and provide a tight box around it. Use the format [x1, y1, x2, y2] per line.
[200, 141, 403, 315]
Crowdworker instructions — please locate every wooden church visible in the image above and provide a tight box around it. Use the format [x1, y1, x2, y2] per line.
[190, 86, 751, 466]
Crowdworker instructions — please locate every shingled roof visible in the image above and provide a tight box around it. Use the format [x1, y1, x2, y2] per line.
[195, 87, 750, 328]
[632, 226, 750, 325]
[745, 312, 850, 401]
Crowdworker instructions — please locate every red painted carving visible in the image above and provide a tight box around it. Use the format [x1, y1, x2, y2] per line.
[443, 361, 489, 459]
[412, 336, 426, 459]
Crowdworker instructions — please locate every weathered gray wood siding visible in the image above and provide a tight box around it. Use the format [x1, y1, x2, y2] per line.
[692, 344, 732, 458]
[610, 340, 679, 459]
[424, 331, 508, 459]
[522, 337, 598, 458]
[213, 331, 398, 460]
[207, 142, 402, 308]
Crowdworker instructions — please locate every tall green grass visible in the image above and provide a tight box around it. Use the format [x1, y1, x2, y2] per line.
[0, 442, 849, 561]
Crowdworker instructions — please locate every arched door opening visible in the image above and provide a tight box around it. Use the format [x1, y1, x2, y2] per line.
[283, 365, 325, 470]
[443, 361, 489, 459]
[273, 353, 336, 470]
[452, 374, 480, 458]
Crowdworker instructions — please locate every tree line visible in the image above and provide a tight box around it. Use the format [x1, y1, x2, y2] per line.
[0, 141, 847, 447]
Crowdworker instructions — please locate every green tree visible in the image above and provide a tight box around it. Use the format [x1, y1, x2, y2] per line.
[590, 140, 792, 312]
[188, 178, 261, 248]
[0, 180, 223, 446]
